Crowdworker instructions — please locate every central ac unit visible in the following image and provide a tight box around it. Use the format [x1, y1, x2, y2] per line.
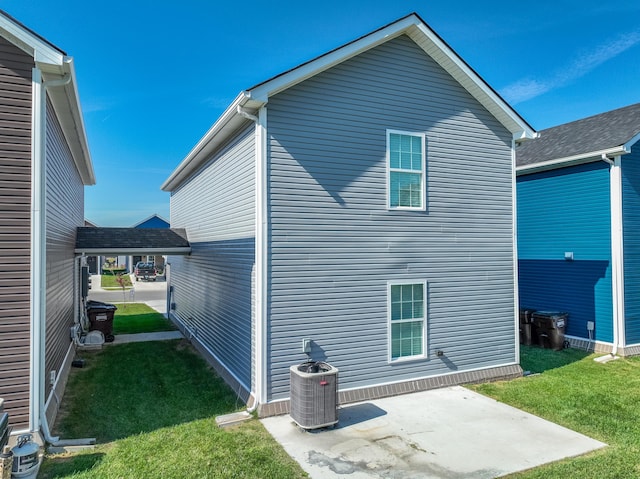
[290, 361, 339, 429]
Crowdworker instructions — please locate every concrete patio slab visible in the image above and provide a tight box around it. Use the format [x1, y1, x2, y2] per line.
[261, 385, 606, 479]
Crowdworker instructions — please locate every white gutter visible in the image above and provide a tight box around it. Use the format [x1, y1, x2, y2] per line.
[609, 155, 625, 356]
[516, 145, 629, 175]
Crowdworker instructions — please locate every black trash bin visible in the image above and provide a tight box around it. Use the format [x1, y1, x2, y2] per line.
[519, 308, 536, 346]
[532, 311, 568, 351]
[86, 300, 117, 342]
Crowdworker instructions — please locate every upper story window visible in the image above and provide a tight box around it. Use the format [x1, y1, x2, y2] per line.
[387, 130, 425, 210]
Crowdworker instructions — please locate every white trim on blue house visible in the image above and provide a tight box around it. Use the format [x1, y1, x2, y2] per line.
[610, 155, 626, 355]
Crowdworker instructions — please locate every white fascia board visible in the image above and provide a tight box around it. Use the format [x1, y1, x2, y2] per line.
[623, 132, 640, 152]
[406, 24, 536, 140]
[162, 92, 258, 191]
[516, 146, 629, 175]
[0, 15, 64, 66]
[44, 58, 95, 185]
[247, 14, 535, 140]
[247, 16, 416, 102]
[74, 248, 191, 255]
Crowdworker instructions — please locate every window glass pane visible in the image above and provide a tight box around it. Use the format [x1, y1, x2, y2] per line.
[411, 152, 422, 171]
[412, 135, 422, 152]
[391, 285, 401, 302]
[391, 302, 402, 321]
[391, 320, 423, 359]
[401, 284, 412, 301]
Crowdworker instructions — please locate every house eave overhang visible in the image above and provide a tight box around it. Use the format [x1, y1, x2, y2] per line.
[162, 12, 536, 191]
[516, 145, 631, 176]
[161, 92, 263, 191]
[74, 247, 192, 256]
[0, 10, 95, 185]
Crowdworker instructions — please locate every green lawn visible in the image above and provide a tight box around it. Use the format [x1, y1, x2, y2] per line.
[111, 302, 176, 335]
[40, 340, 307, 479]
[471, 346, 640, 478]
[100, 273, 132, 289]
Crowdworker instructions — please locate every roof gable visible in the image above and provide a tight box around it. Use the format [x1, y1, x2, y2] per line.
[517, 102, 640, 173]
[163, 13, 535, 191]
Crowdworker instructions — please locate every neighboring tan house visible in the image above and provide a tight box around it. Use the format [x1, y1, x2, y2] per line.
[162, 13, 536, 416]
[0, 10, 94, 434]
[517, 102, 640, 356]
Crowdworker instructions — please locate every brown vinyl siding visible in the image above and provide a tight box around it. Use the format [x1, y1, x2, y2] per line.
[0, 36, 33, 429]
[44, 97, 83, 405]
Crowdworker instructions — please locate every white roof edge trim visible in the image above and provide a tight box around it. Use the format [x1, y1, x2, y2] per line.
[62, 57, 95, 185]
[516, 146, 629, 175]
[248, 16, 416, 101]
[409, 22, 536, 139]
[623, 132, 640, 152]
[0, 13, 64, 65]
[74, 248, 192, 255]
[161, 92, 253, 191]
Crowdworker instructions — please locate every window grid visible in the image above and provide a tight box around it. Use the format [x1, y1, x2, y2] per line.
[389, 282, 426, 361]
[388, 131, 424, 209]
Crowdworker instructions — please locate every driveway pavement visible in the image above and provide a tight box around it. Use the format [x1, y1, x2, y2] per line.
[88, 274, 167, 314]
[262, 385, 605, 479]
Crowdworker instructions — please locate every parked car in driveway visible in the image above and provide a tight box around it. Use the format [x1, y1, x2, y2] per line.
[134, 262, 157, 282]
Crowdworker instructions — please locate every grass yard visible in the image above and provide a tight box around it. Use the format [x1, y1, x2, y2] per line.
[39, 340, 307, 479]
[100, 273, 132, 289]
[111, 302, 176, 335]
[471, 346, 640, 478]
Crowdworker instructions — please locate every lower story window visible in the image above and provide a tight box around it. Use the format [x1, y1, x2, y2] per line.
[389, 282, 426, 361]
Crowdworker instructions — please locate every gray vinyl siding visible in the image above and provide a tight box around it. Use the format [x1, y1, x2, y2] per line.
[45, 97, 84, 400]
[623, 144, 640, 344]
[0, 36, 32, 429]
[170, 125, 255, 390]
[267, 35, 515, 399]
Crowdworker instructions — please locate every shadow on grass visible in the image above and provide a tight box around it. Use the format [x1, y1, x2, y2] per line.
[55, 340, 242, 444]
[39, 452, 105, 478]
[520, 344, 591, 374]
[111, 303, 176, 335]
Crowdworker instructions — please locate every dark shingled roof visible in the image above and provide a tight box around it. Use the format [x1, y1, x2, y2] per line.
[75, 227, 191, 254]
[517, 102, 640, 168]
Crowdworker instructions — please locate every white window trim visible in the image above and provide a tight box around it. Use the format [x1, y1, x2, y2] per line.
[387, 280, 427, 363]
[386, 129, 426, 211]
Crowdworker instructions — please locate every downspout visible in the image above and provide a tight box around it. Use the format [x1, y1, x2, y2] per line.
[31, 68, 95, 446]
[240, 104, 267, 413]
[609, 154, 625, 356]
[511, 139, 521, 364]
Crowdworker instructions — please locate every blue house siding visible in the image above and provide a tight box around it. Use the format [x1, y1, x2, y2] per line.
[135, 216, 169, 229]
[517, 161, 613, 342]
[169, 125, 255, 391]
[266, 35, 516, 400]
[622, 144, 640, 344]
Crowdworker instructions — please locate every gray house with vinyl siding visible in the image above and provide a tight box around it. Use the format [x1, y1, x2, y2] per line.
[162, 13, 536, 415]
[0, 10, 94, 434]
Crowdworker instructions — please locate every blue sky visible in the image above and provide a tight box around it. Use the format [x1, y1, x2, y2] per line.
[3, 1, 640, 226]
